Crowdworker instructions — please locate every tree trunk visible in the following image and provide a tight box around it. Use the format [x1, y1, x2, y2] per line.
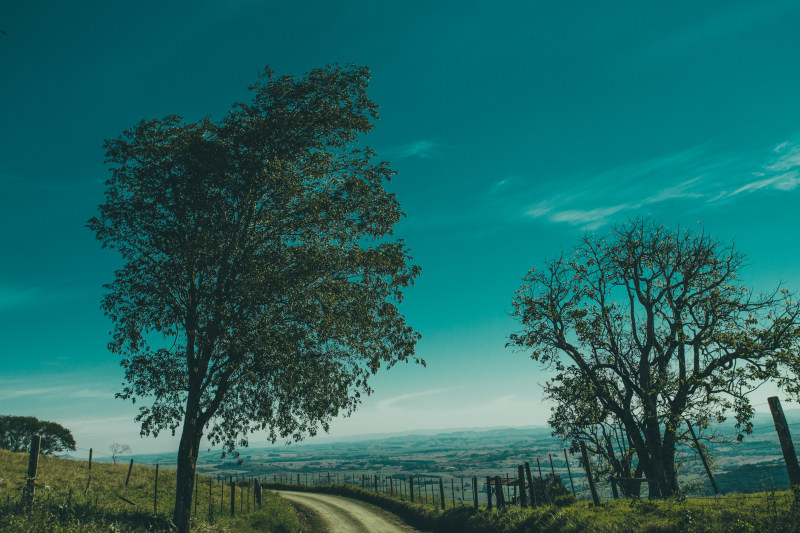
[173, 391, 203, 533]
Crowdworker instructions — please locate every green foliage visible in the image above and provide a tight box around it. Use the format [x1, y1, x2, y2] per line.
[509, 217, 800, 497]
[88, 63, 421, 532]
[0, 415, 76, 455]
[0, 449, 299, 533]
[265, 481, 800, 533]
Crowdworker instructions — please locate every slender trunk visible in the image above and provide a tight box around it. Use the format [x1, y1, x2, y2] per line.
[173, 391, 203, 533]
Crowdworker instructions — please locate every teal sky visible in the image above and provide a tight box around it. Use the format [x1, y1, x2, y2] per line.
[2, 1, 800, 456]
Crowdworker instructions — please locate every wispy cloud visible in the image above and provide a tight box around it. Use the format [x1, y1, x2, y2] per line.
[70, 389, 114, 399]
[519, 137, 800, 230]
[376, 387, 456, 409]
[386, 140, 438, 159]
[0, 386, 68, 400]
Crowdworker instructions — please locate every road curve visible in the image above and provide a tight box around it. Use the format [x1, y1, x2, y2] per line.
[278, 490, 420, 533]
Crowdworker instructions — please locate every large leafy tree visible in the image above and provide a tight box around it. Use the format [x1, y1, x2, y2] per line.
[509, 218, 799, 498]
[88, 65, 421, 532]
[0, 415, 76, 455]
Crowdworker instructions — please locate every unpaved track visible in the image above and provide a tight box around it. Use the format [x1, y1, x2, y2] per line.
[278, 490, 421, 533]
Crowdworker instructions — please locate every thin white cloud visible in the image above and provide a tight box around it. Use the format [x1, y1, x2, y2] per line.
[376, 387, 456, 409]
[549, 204, 631, 230]
[389, 140, 437, 159]
[518, 137, 800, 230]
[765, 145, 800, 172]
[70, 389, 114, 399]
[0, 387, 68, 400]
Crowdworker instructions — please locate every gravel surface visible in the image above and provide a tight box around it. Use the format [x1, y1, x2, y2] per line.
[278, 490, 421, 533]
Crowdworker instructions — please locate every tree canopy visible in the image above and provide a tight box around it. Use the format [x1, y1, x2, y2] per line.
[88, 64, 421, 532]
[0, 415, 76, 455]
[509, 218, 799, 497]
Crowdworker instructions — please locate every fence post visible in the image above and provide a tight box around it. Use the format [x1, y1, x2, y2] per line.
[84, 448, 93, 495]
[125, 458, 134, 487]
[208, 477, 213, 520]
[563, 449, 576, 495]
[536, 458, 550, 504]
[494, 476, 505, 508]
[390, 476, 394, 496]
[472, 477, 479, 509]
[580, 441, 600, 505]
[24, 435, 41, 506]
[524, 461, 537, 507]
[230, 476, 235, 516]
[154, 464, 159, 514]
[439, 478, 445, 509]
[517, 465, 527, 507]
[486, 476, 493, 511]
[409, 476, 414, 502]
[768, 396, 800, 500]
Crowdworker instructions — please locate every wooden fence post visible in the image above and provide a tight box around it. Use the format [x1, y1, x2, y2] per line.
[84, 447, 93, 495]
[768, 396, 800, 500]
[486, 476, 492, 511]
[439, 478, 445, 509]
[24, 435, 41, 506]
[524, 461, 537, 507]
[517, 464, 527, 507]
[154, 464, 159, 514]
[230, 476, 235, 517]
[208, 477, 213, 520]
[494, 476, 505, 508]
[563, 449, 576, 495]
[580, 441, 600, 505]
[472, 477, 479, 509]
[409, 476, 414, 502]
[536, 458, 550, 504]
[125, 458, 134, 487]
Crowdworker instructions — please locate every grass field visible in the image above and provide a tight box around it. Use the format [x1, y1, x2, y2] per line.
[264, 480, 800, 533]
[0, 449, 300, 532]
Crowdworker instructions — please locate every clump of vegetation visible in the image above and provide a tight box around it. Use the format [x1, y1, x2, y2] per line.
[265, 480, 800, 533]
[0, 449, 300, 533]
[0, 415, 76, 455]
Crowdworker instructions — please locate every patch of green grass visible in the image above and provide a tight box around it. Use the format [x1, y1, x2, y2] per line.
[0, 449, 299, 532]
[264, 481, 800, 533]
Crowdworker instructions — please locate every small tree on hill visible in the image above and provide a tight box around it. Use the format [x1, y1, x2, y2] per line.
[88, 64, 421, 533]
[0, 415, 76, 455]
[109, 442, 131, 464]
[509, 218, 800, 498]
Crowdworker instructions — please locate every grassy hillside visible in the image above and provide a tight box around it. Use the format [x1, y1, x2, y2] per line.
[0, 449, 300, 532]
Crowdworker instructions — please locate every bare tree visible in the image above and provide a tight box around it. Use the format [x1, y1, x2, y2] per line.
[509, 218, 800, 497]
[109, 443, 131, 464]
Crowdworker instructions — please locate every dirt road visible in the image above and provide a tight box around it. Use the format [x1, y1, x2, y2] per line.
[278, 490, 421, 533]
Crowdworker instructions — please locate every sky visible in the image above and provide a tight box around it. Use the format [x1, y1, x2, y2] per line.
[2, 0, 800, 458]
